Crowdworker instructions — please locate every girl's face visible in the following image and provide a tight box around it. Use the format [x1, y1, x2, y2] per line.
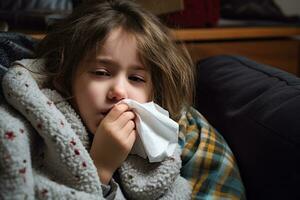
[72, 28, 153, 134]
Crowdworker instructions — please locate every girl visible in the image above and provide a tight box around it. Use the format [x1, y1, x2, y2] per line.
[0, 0, 246, 199]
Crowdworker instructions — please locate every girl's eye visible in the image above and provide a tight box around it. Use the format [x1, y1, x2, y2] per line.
[91, 70, 110, 76]
[129, 75, 145, 83]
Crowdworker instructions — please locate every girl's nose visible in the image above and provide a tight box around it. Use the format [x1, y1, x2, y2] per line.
[107, 79, 128, 101]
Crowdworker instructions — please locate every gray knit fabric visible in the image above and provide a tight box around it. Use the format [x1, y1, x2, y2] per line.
[118, 147, 191, 200]
[0, 59, 192, 199]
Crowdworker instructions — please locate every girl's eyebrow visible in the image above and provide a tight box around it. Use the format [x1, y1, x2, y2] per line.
[94, 57, 146, 71]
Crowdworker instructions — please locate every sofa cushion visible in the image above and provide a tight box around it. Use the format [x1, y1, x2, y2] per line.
[195, 55, 300, 200]
[0, 32, 36, 105]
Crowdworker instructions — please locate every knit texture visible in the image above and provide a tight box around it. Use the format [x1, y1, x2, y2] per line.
[118, 146, 191, 200]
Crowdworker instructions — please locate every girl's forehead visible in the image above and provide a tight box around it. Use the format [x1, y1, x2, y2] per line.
[78, 28, 146, 67]
[106, 27, 135, 41]
[101, 28, 137, 51]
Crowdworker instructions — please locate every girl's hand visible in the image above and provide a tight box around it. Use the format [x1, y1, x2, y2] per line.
[89, 104, 136, 184]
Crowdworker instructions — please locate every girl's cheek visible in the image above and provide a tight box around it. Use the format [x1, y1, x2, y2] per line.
[87, 83, 106, 104]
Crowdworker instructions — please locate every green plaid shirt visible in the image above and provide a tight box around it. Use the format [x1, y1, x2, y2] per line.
[178, 107, 246, 200]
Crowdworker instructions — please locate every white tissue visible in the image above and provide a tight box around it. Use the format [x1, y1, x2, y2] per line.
[118, 99, 179, 163]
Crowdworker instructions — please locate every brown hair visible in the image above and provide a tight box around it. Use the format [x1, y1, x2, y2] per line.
[36, 0, 195, 120]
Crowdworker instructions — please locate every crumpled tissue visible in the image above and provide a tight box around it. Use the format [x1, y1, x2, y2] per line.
[118, 99, 179, 163]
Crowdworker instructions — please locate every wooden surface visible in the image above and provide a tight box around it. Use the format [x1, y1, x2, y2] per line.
[184, 39, 300, 75]
[170, 27, 300, 76]
[26, 26, 300, 41]
[172, 27, 300, 41]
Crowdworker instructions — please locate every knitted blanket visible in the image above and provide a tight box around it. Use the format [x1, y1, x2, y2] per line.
[0, 59, 191, 199]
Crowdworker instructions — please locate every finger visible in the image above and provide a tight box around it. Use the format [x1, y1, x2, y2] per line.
[106, 104, 129, 122]
[126, 130, 137, 149]
[116, 111, 135, 129]
[120, 120, 135, 137]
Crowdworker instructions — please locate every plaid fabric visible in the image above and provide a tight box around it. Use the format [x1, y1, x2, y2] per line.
[178, 107, 246, 200]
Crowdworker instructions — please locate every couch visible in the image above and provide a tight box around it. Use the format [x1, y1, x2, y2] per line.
[195, 55, 300, 199]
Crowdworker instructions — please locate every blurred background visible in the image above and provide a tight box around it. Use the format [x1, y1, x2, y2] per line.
[1, 0, 300, 76]
[1, 0, 300, 30]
